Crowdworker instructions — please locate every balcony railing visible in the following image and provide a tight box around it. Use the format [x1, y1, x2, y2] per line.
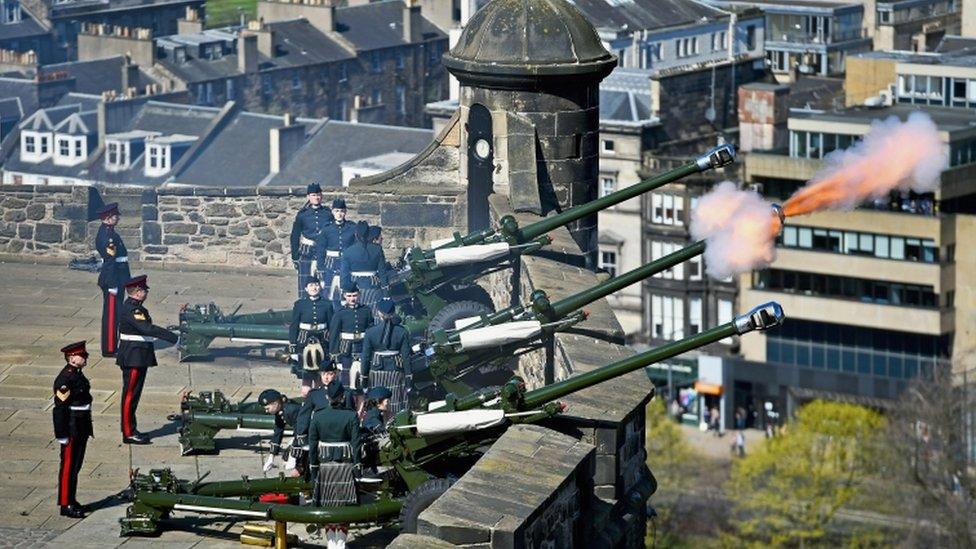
[767, 28, 868, 45]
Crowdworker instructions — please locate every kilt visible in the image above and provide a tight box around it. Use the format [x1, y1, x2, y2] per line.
[314, 442, 357, 507]
[368, 368, 408, 416]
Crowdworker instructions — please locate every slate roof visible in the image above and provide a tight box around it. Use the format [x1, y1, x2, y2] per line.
[268, 120, 433, 187]
[335, 0, 446, 51]
[42, 56, 159, 95]
[0, 77, 39, 116]
[599, 68, 656, 125]
[935, 35, 976, 54]
[18, 103, 81, 131]
[0, 97, 23, 120]
[53, 110, 97, 134]
[0, 11, 48, 41]
[174, 112, 302, 187]
[47, 0, 202, 18]
[572, 0, 728, 32]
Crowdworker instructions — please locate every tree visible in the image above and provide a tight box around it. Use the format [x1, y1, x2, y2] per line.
[726, 400, 885, 547]
[883, 364, 976, 548]
[644, 396, 697, 547]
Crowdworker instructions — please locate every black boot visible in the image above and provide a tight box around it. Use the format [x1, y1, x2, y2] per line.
[122, 433, 151, 445]
[72, 501, 91, 513]
[60, 504, 86, 519]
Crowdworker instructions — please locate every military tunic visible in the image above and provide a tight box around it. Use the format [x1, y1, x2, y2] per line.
[329, 304, 374, 387]
[360, 319, 411, 414]
[116, 297, 178, 438]
[308, 407, 361, 506]
[290, 204, 332, 299]
[269, 400, 303, 456]
[95, 223, 130, 357]
[338, 241, 388, 310]
[52, 365, 93, 508]
[316, 221, 357, 302]
[288, 296, 333, 379]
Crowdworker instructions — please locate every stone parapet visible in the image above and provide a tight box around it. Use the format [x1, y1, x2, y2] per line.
[417, 424, 595, 547]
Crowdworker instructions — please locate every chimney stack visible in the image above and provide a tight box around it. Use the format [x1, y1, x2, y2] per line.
[403, 0, 422, 43]
[238, 33, 258, 73]
[121, 54, 140, 92]
[269, 116, 305, 174]
[177, 7, 205, 34]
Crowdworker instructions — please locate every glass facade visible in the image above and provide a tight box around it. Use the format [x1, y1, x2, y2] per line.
[753, 268, 939, 307]
[778, 225, 939, 263]
[766, 319, 950, 380]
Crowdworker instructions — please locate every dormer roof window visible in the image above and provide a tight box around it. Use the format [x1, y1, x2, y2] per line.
[20, 130, 51, 163]
[144, 134, 196, 177]
[104, 130, 159, 172]
[52, 111, 96, 167]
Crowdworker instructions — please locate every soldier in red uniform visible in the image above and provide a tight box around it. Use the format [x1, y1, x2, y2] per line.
[53, 341, 93, 518]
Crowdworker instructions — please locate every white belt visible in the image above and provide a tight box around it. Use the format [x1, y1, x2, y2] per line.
[318, 441, 352, 449]
[351, 271, 376, 277]
[325, 250, 341, 257]
[116, 256, 128, 263]
[374, 350, 399, 357]
[340, 332, 362, 341]
[70, 404, 91, 411]
[120, 334, 156, 342]
[108, 288, 118, 295]
[299, 323, 327, 330]
[300, 236, 316, 246]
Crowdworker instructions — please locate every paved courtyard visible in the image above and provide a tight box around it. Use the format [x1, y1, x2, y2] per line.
[0, 258, 371, 547]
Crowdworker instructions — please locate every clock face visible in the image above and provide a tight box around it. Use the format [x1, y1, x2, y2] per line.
[474, 138, 491, 160]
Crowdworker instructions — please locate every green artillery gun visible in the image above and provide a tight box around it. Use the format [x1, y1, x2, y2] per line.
[174, 240, 717, 455]
[175, 144, 736, 361]
[120, 300, 784, 538]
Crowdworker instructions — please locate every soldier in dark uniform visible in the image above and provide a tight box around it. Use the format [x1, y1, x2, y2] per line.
[289, 279, 333, 395]
[94, 203, 130, 357]
[328, 282, 374, 389]
[258, 389, 305, 476]
[339, 222, 388, 312]
[307, 387, 361, 508]
[360, 299, 411, 414]
[316, 198, 356, 304]
[361, 386, 391, 435]
[53, 341, 93, 519]
[116, 275, 179, 444]
[290, 183, 332, 299]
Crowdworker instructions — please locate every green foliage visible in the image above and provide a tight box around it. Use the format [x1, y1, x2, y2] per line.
[206, 0, 257, 28]
[726, 400, 885, 547]
[645, 396, 694, 490]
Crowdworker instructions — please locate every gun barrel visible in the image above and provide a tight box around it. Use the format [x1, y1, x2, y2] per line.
[186, 412, 277, 431]
[182, 323, 289, 342]
[514, 145, 734, 243]
[547, 240, 706, 319]
[136, 492, 402, 524]
[453, 301, 784, 412]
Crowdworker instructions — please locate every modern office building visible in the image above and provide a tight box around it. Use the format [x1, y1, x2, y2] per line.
[736, 103, 976, 417]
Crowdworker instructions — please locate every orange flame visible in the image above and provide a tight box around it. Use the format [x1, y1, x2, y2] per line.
[783, 112, 945, 218]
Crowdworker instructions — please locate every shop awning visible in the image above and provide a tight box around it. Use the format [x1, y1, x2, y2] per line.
[694, 381, 723, 396]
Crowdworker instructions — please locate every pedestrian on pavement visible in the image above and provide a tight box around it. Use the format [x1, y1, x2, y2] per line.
[53, 341, 94, 518]
[94, 203, 130, 357]
[116, 275, 179, 444]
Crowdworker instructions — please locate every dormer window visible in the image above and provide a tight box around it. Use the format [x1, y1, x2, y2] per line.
[144, 134, 195, 177]
[53, 134, 88, 166]
[20, 130, 52, 162]
[106, 140, 130, 171]
[147, 144, 169, 174]
[175, 47, 187, 64]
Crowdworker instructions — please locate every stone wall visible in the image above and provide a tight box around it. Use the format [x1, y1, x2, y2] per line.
[0, 183, 467, 267]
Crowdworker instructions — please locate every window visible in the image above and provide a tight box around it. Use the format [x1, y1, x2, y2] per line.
[651, 295, 685, 340]
[2, 1, 21, 24]
[24, 134, 35, 154]
[600, 176, 615, 197]
[371, 89, 382, 105]
[601, 139, 615, 153]
[226, 78, 235, 100]
[688, 255, 702, 280]
[370, 51, 381, 72]
[753, 269, 938, 308]
[712, 31, 727, 51]
[74, 139, 82, 157]
[718, 299, 733, 343]
[689, 298, 702, 334]
[599, 250, 617, 276]
[777, 223, 938, 263]
[58, 138, 70, 157]
[650, 193, 684, 226]
[878, 9, 891, 24]
[148, 146, 159, 169]
[261, 74, 272, 96]
[396, 49, 405, 70]
[651, 241, 684, 279]
[396, 84, 406, 114]
[747, 26, 757, 50]
[338, 63, 348, 82]
[427, 41, 441, 64]
[292, 73, 302, 91]
[106, 141, 128, 168]
[40, 135, 48, 154]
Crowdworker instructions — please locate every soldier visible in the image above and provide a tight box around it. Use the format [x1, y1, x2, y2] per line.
[316, 198, 356, 304]
[338, 222, 388, 311]
[328, 282, 374, 389]
[258, 389, 305, 475]
[117, 275, 179, 444]
[293, 361, 356, 470]
[360, 298, 411, 415]
[289, 278, 333, 394]
[361, 386, 391, 436]
[53, 341, 94, 519]
[290, 183, 332, 299]
[94, 203, 130, 357]
[307, 387, 361, 508]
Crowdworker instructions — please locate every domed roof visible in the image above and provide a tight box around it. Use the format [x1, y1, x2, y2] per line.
[443, 0, 616, 87]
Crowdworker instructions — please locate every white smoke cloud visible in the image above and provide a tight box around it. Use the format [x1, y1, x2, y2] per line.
[691, 181, 778, 280]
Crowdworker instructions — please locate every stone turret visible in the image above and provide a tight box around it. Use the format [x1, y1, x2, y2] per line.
[442, 0, 616, 265]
